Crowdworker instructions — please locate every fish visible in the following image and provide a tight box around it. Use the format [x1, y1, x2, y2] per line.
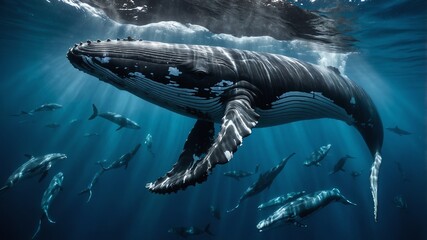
[88, 104, 140, 131]
[303, 144, 332, 167]
[257, 191, 306, 211]
[0, 153, 67, 193]
[223, 164, 259, 181]
[329, 155, 354, 175]
[386, 126, 411, 136]
[227, 153, 295, 212]
[257, 188, 356, 231]
[32, 172, 64, 239]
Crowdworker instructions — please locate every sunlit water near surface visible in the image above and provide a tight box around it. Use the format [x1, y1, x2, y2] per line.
[0, 1, 426, 239]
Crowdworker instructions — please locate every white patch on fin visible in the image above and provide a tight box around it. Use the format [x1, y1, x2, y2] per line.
[224, 151, 232, 161]
[168, 67, 182, 77]
[370, 151, 382, 222]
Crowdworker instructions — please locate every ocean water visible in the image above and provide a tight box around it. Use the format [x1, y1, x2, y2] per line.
[0, 1, 426, 240]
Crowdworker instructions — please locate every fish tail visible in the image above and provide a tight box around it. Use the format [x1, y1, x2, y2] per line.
[131, 143, 142, 156]
[87, 189, 93, 203]
[88, 104, 98, 120]
[204, 223, 214, 236]
[44, 210, 55, 224]
[0, 185, 9, 193]
[31, 217, 42, 239]
[97, 161, 107, 170]
[79, 188, 93, 203]
[226, 203, 240, 213]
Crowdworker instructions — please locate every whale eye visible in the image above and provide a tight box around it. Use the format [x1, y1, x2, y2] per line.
[193, 69, 208, 79]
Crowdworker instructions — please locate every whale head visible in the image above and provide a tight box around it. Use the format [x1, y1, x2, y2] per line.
[67, 39, 238, 120]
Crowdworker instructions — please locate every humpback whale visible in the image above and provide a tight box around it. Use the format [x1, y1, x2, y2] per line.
[223, 164, 259, 181]
[89, 104, 140, 131]
[0, 153, 67, 193]
[32, 172, 64, 239]
[256, 188, 356, 231]
[257, 191, 306, 211]
[227, 153, 295, 212]
[303, 144, 332, 167]
[67, 39, 383, 221]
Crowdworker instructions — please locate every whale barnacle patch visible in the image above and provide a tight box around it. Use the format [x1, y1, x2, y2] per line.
[168, 67, 182, 77]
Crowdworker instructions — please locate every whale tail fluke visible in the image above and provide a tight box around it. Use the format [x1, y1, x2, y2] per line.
[370, 151, 382, 222]
[88, 104, 98, 120]
[204, 223, 214, 236]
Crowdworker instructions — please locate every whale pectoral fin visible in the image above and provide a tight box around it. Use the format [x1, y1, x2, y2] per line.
[147, 98, 259, 193]
[39, 171, 48, 182]
[116, 125, 124, 131]
[146, 119, 214, 193]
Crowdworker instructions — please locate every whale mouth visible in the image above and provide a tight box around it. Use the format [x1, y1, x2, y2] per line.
[67, 39, 191, 68]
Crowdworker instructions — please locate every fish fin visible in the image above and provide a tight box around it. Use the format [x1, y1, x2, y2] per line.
[116, 126, 124, 131]
[38, 171, 48, 182]
[88, 104, 98, 120]
[24, 154, 33, 159]
[226, 203, 240, 213]
[204, 223, 214, 236]
[87, 190, 93, 203]
[44, 210, 55, 224]
[31, 217, 43, 239]
[79, 188, 93, 203]
[146, 97, 259, 194]
[0, 185, 9, 194]
[131, 143, 142, 156]
[97, 160, 107, 170]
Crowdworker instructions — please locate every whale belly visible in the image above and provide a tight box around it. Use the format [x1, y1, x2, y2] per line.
[256, 91, 355, 127]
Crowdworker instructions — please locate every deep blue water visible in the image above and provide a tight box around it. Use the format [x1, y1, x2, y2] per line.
[0, 0, 426, 239]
